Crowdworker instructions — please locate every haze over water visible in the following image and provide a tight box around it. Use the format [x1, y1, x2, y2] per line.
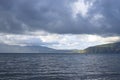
[0, 53, 120, 80]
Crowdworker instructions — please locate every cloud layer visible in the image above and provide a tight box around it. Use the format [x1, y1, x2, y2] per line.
[0, 0, 120, 49]
[0, 32, 120, 49]
[0, 0, 120, 35]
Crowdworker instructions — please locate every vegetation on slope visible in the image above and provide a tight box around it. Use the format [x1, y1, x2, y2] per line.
[79, 42, 120, 53]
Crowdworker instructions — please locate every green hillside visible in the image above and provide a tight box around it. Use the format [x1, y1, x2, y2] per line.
[79, 42, 120, 53]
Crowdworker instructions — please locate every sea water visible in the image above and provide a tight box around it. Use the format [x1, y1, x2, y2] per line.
[0, 53, 120, 80]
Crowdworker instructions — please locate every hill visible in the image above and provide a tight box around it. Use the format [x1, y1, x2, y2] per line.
[0, 44, 73, 53]
[79, 42, 120, 53]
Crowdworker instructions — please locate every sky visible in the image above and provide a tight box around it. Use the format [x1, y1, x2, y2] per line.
[0, 0, 120, 50]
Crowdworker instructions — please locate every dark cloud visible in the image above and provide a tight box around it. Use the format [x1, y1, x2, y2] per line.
[0, 0, 120, 35]
[88, 0, 120, 35]
[0, 9, 26, 34]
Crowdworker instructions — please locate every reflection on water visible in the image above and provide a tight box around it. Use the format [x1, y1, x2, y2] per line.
[0, 53, 120, 80]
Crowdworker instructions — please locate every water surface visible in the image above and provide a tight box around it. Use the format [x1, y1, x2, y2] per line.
[0, 53, 120, 80]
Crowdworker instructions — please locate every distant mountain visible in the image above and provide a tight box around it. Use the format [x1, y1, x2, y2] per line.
[0, 44, 73, 53]
[79, 42, 120, 53]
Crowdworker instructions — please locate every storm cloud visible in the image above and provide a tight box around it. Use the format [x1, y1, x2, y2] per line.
[0, 0, 120, 35]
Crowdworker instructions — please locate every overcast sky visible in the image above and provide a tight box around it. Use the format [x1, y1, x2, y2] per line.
[0, 0, 120, 50]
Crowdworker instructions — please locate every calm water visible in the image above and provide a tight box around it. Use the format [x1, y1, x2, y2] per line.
[0, 53, 120, 80]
